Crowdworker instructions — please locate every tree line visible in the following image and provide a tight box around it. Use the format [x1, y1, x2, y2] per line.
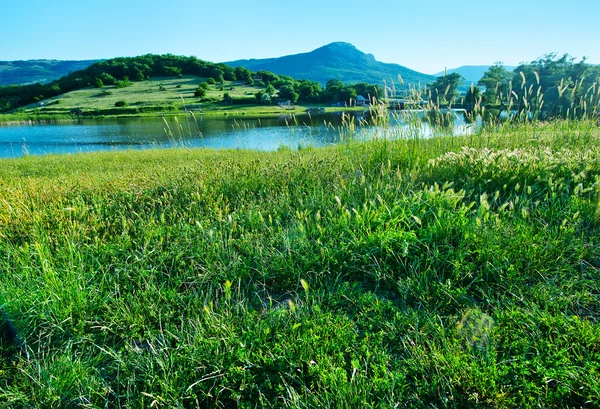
[427, 53, 600, 118]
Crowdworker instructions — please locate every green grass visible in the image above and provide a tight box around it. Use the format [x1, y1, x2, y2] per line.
[1, 75, 366, 123]
[1, 120, 600, 407]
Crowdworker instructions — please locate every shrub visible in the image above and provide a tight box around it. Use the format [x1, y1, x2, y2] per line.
[114, 100, 128, 107]
[206, 78, 216, 85]
[194, 87, 207, 98]
[116, 77, 132, 88]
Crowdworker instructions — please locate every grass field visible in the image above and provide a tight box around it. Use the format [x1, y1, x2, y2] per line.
[1, 119, 600, 407]
[6, 76, 363, 122]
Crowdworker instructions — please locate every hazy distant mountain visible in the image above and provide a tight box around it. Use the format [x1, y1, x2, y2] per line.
[225, 42, 434, 87]
[0, 59, 101, 85]
[433, 65, 517, 84]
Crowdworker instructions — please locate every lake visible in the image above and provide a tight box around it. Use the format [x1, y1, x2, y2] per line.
[0, 110, 476, 158]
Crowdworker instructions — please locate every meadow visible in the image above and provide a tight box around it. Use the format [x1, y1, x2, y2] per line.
[0, 116, 600, 407]
[6, 76, 361, 122]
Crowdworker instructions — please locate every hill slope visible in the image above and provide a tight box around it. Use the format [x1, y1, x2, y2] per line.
[225, 42, 434, 87]
[0, 59, 101, 86]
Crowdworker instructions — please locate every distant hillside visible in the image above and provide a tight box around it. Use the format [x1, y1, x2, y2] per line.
[0, 60, 101, 86]
[225, 42, 434, 88]
[433, 65, 517, 84]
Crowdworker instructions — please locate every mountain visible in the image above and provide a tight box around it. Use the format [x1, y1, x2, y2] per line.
[433, 65, 517, 84]
[225, 42, 434, 87]
[0, 59, 101, 86]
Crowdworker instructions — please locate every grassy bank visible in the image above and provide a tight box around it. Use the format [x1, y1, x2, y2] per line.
[1, 120, 600, 407]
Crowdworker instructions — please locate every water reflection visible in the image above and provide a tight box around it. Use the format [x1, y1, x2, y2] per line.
[0, 110, 476, 158]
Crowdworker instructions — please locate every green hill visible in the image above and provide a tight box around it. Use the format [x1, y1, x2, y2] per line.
[225, 42, 434, 87]
[0, 59, 101, 86]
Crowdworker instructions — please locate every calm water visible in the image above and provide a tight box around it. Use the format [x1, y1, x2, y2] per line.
[0, 111, 475, 158]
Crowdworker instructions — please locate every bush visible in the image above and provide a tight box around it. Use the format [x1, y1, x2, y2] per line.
[206, 78, 216, 85]
[194, 87, 207, 98]
[114, 100, 128, 107]
[116, 77, 132, 88]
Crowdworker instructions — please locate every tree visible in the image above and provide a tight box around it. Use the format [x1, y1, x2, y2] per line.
[260, 93, 272, 104]
[478, 63, 512, 104]
[114, 100, 128, 107]
[278, 85, 299, 103]
[94, 78, 104, 88]
[194, 86, 207, 98]
[234, 66, 252, 83]
[265, 84, 276, 96]
[463, 84, 483, 109]
[210, 68, 224, 83]
[296, 80, 322, 102]
[427, 73, 463, 104]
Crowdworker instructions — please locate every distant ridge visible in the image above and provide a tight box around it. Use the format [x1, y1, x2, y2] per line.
[433, 65, 517, 84]
[225, 42, 435, 87]
[0, 59, 101, 86]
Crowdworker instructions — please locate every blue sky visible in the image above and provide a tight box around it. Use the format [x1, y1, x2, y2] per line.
[1, 0, 598, 74]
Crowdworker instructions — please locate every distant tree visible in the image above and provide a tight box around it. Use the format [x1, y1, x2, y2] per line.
[210, 68, 224, 83]
[353, 82, 383, 102]
[265, 84, 276, 96]
[116, 77, 132, 88]
[427, 73, 463, 104]
[114, 100, 128, 107]
[206, 78, 216, 85]
[194, 87, 206, 98]
[478, 63, 512, 104]
[260, 93, 272, 104]
[338, 86, 358, 104]
[278, 85, 299, 103]
[296, 80, 322, 102]
[96, 72, 117, 86]
[94, 78, 104, 88]
[234, 66, 252, 83]
[257, 70, 279, 84]
[463, 84, 483, 108]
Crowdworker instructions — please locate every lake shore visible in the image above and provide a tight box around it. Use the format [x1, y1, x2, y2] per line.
[0, 104, 368, 125]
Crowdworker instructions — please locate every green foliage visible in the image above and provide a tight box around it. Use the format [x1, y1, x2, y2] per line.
[428, 72, 464, 104]
[114, 100, 128, 107]
[478, 63, 512, 104]
[278, 84, 299, 103]
[260, 92, 272, 104]
[464, 84, 483, 108]
[206, 77, 216, 85]
[265, 83, 276, 96]
[116, 77, 132, 88]
[94, 78, 104, 88]
[1, 121, 600, 407]
[194, 86, 206, 97]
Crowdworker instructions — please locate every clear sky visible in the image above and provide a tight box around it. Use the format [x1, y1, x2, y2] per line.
[1, 0, 598, 74]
